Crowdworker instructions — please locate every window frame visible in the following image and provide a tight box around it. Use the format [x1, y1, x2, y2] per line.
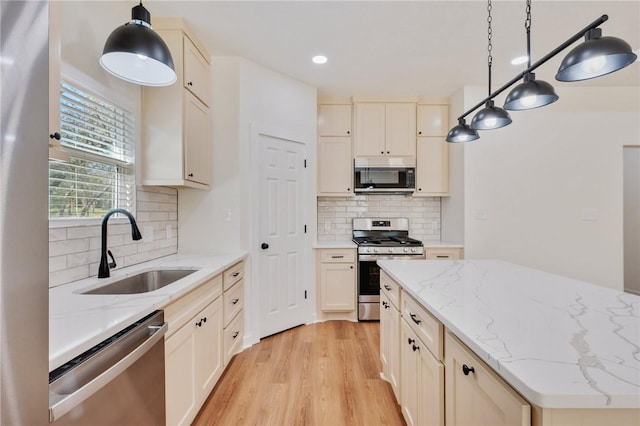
[49, 64, 140, 227]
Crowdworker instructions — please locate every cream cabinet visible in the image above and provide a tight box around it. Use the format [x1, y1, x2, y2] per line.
[164, 275, 224, 426]
[318, 137, 353, 195]
[445, 331, 531, 426]
[142, 18, 212, 189]
[318, 104, 352, 136]
[415, 105, 449, 196]
[222, 260, 245, 366]
[317, 249, 356, 312]
[424, 247, 464, 260]
[380, 284, 401, 400]
[400, 318, 445, 426]
[354, 102, 416, 157]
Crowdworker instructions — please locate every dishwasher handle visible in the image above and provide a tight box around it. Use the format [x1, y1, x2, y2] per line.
[49, 321, 168, 422]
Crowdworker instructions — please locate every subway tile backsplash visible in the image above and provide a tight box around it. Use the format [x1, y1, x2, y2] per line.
[317, 195, 441, 242]
[49, 186, 178, 287]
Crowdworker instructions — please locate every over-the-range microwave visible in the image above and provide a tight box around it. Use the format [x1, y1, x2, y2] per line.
[353, 157, 415, 194]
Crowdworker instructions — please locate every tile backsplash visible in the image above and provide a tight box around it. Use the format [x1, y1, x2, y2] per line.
[317, 195, 441, 242]
[49, 186, 178, 287]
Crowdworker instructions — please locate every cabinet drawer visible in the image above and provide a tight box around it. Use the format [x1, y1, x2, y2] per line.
[445, 331, 530, 426]
[424, 247, 463, 260]
[224, 311, 243, 366]
[380, 270, 401, 310]
[223, 279, 243, 327]
[402, 291, 443, 361]
[164, 274, 222, 338]
[223, 260, 245, 291]
[319, 249, 356, 263]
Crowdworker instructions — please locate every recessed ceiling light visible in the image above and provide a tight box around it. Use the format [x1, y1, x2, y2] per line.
[312, 55, 328, 64]
[511, 55, 529, 65]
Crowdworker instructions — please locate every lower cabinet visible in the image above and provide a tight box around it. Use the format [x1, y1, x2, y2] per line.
[444, 332, 531, 426]
[400, 318, 444, 426]
[380, 291, 401, 400]
[166, 296, 224, 426]
[317, 249, 356, 312]
[424, 247, 464, 260]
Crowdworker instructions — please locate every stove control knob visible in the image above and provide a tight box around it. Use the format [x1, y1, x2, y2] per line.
[388, 248, 393, 253]
[373, 248, 378, 253]
[403, 248, 408, 253]
[411, 248, 416, 252]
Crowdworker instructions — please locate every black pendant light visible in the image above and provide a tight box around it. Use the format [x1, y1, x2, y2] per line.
[100, 2, 176, 87]
[471, 0, 512, 130]
[446, 118, 480, 143]
[504, 0, 558, 111]
[556, 28, 637, 81]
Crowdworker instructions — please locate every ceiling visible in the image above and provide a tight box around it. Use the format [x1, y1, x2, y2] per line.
[145, 1, 640, 99]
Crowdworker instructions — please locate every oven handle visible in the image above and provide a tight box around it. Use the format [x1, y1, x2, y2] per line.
[358, 254, 425, 261]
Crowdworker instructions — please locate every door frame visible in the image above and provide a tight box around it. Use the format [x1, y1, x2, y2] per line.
[246, 123, 315, 344]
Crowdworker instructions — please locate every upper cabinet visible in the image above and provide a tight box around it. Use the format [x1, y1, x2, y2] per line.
[318, 104, 352, 136]
[415, 104, 449, 196]
[141, 18, 212, 189]
[354, 102, 416, 157]
[317, 104, 353, 196]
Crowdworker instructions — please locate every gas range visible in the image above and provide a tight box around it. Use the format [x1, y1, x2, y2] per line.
[352, 218, 424, 256]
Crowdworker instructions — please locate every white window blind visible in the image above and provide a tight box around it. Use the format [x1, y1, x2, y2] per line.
[49, 80, 135, 219]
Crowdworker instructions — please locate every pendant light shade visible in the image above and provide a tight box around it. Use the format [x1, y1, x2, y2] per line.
[556, 28, 637, 82]
[100, 3, 176, 87]
[446, 118, 480, 143]
[470, 100, 512, 130]
[504, 72, 559, 110]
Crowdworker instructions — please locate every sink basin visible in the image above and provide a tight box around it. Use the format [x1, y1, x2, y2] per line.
[82, 269, 198, 295]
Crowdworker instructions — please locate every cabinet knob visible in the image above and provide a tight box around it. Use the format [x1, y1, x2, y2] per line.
[49, 132, 61, 140]
[462, 364, 475, 376]
[381, 151, 384, 154]
[196, 320, 202, 327]
[232, 298, 239, 305]
[187, 81, 193, 86]
[407, 338, 415, 345]
[410, 313, 422, 325]
[418, 188, 422, 191]
[412, 344, 420, 352]
[202, 317, 207, 323]
[232, 272, 240, 277]
[188, 173, 194, 177]
[232, 331, 239, 339]
[350, 265, 353, 269]
[418, 131, 422, 135]
[383, 284, 391, 291]
[386, 151, 390, 154]
[261, 242, 269, 250]
[347, 188, 350, 191]
[347, 130, 350, 135]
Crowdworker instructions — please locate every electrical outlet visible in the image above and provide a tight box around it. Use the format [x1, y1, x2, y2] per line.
[473, 209, 488, 220]
[143, 225, 154, 242]
[580, 208, 599, 221]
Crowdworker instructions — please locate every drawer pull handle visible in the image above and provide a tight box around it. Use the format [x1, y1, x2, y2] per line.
[383, 284, 391, 291]
[410, 313, 422, 325]
[232, 331, 239, 339]
[412, 344, 420, 352]
[331, 255, 344, 259]
[462, 364, 475, 376]
[407, 338, 415, 345]
[232, 272, 240, 277]
[436, 255, 449, 259]
[232, 298, 240, 305]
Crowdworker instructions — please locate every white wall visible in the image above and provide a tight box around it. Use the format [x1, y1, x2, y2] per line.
[178, 57, 317, 345]
[464, 85, 640, 290]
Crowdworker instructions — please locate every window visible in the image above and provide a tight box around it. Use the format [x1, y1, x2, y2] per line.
[49, 80, 135, 220]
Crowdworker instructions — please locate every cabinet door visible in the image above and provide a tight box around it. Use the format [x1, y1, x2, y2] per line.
[183, 36, 211, 106]
[195, 297, 224, 400]
[417, 105, 448, 137]
[318, 104, 352, 136]
[319, 262, 356, 311]
[165, 322, 197, 426]
[401, 320, 420, 426]
[445, 332, 530, 426]
[385, 103, 416, 156]
[184, 91, 211, 186]
[318, 136, 353, 195]
[381, 292, 401, 400]
[416, 137, 449, 196]
[355, 103, 386, 156]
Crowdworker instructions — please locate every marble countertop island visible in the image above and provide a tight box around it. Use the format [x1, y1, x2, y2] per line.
[49, 252, 247, 371]
[378, 259, 640, 409]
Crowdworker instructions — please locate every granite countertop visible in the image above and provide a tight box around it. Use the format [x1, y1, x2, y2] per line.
[378, 259, 640, 409]
[49, 252, 247, 371]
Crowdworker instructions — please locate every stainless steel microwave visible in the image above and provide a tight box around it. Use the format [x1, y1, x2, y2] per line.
[354, 157, 415, 194]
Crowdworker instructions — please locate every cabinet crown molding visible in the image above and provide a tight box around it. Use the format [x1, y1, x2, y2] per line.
[352, 96, 418, 103]
[153, 17, 211, 63]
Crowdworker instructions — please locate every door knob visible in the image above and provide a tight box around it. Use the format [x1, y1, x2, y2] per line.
[261, 243, 269, 250]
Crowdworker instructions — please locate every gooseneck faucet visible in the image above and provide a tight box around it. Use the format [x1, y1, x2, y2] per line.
[98, 208, 143, 278]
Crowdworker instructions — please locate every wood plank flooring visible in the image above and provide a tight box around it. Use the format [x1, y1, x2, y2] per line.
[193, 321, 405, 426]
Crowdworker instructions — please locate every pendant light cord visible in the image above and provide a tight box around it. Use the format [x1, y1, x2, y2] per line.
[487, 0, 493, 95]
[525, 0, 532, 68]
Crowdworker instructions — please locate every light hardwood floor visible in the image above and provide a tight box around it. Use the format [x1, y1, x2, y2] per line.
[193, 320, 406, 426]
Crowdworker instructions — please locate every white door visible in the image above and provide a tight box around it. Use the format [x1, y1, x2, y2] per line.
[259, 134, 307, 338]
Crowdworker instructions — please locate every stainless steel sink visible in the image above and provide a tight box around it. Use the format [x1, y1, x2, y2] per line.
[82, 269, 198, 295]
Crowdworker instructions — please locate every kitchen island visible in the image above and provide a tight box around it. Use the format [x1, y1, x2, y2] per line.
[378, 259, 639, 426]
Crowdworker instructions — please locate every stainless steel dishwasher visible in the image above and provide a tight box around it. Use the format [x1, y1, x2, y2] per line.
[49, 310, 168, 425]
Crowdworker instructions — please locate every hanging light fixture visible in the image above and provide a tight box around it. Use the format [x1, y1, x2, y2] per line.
[446, 118, 480, 143]
[471, 0, 512, 130]
[504, 0, 558, 111]
[100, 2, 176, 87]
[556, 27, 637, 81]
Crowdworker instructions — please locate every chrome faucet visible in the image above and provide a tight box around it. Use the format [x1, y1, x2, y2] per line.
[98, 208, 142, 278]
